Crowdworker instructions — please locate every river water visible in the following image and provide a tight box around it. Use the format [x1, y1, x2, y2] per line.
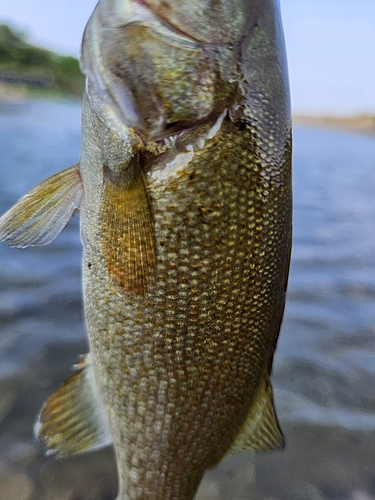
[0, 99, 374, 500]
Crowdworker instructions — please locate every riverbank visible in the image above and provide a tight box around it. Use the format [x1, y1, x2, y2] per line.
[293, 114, 375, 136]
[0, 80, 82, 103]
[0, 82, 79, 103]
[0, 24, 84, 99]
[1, 84, 374, 137]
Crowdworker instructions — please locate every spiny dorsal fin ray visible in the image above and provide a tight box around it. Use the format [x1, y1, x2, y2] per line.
[0, 164, 82, 248]
[35, 354, 112, 457]
[227, 377, 284, 455]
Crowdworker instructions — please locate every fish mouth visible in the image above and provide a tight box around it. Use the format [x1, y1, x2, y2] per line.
[131, 0, 205, 44]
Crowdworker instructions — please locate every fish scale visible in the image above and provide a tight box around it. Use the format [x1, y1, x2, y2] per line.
[0, 1, 291, 498]
[79, 114, 291, 498]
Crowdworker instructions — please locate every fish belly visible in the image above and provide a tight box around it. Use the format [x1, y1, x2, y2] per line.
[82, 117, 291, 499]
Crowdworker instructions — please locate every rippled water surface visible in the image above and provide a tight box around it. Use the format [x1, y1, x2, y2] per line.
[0, 99, 374, 500]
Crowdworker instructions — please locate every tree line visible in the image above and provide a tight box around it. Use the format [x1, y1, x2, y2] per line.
[0, 24, 84, 96]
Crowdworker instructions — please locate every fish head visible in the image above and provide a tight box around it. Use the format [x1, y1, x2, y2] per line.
[80, 0, 261, 140]
[107, 0, 253, 44]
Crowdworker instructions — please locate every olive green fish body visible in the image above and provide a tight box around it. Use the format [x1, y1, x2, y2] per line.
[0, 0, 292, 498]
[79, 27, 292, 492]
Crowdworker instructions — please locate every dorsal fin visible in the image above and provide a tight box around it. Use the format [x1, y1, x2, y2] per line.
[35, 354, 112, 457]
[0, 164, 82, 248]
[227, 377, 284, 455]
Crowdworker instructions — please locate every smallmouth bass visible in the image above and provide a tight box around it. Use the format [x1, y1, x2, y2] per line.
[0, 0, 292, 499]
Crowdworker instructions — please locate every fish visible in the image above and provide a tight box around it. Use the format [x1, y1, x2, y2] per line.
[0, 0, 292, 498]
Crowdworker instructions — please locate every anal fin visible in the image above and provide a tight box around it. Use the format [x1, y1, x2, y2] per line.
[35, 354, 112, 457]
[227, 377, 284, 455]
[0, 164, 82, 248]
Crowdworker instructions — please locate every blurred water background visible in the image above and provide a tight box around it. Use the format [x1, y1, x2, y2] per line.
[0, 98, 374, 500]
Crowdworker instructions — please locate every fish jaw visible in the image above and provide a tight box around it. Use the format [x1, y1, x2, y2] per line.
[89, 0, 253, 44]
[80, 0, 256, 140]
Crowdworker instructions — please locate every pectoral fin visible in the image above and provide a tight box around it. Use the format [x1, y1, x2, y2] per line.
[227, 377, 284, 455]
[0, 164, 82, 248]
[100, 161, 156, 296]
[35, 354, 112, 457]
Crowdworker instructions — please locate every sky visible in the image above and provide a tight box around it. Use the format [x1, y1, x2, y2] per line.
[0, 0, 374, 116]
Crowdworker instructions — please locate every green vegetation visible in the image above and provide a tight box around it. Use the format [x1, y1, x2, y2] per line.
[0, 24, 84, 97]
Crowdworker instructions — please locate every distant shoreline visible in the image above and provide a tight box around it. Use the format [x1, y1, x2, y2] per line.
[1, 83, 374, 137]
[293, 114, 375, 136]
[0, 82, 80, 103]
